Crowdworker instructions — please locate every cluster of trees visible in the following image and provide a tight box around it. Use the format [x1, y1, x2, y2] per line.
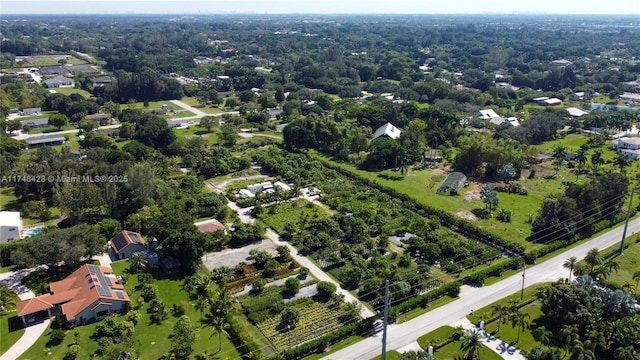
[93, 69, 183, 103]
[525, 279, 639, 360]
[454, 133, 532, 180]
[531, 172, 629, 243]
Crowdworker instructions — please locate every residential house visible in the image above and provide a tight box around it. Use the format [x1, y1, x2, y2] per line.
[534, 97, 562, 106]
[20, 107, 41, 116]
[84, 113, 112, 122]
[195, 219, 226, 234]
[16, 264, 129, 326]
[495, 82, 519, 91]
[612, 137, 640, 160]
[0, 211, 22, 244]
[267, 109, 283, 119]
[477, 109, 500, 120]
[20, 117, 49, 128]
[620, 92, 640, 106]
[274, 181, 291, 191]
[569, 92, 585, 101]
[25, 136, 65, 148]
[91, 76, 113, 87]
[372, 122, 401, 140]
[109, 230, 147, 260]
[238, 189, 255, 199]
[566, 107, 588, 118]
[44, 75, 74, 88]
[490, 117, 520, 127]
[551, 59, 573, 67]
[218, 91, 233, 98]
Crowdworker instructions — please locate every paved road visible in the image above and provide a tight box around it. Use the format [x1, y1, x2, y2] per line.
[322, 217, 640, 360]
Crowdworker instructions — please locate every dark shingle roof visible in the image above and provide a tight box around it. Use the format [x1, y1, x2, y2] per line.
[110, 230, 145, 253]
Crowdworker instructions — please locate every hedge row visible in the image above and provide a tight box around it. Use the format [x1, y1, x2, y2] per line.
[463, 258, 522, 285]
[314, 157, 525, 257]
[388, 281, 461, 321]
[226, 313, 263, 360]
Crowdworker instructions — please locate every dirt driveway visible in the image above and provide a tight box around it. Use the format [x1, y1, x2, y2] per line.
[202, 240, 278, 271]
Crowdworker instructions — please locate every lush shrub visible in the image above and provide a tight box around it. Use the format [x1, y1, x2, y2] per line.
[464, 258, 522, 285]
[388, 282, 460, 321]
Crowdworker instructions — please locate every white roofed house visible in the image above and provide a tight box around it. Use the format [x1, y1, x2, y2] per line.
[477, 109, 500, 120]
[44, 75, 74, 88]
[612, 137, 640, 160]
[0, 211, 22, 244]
[372, 122, 401, 140]
[490, 117, 520, 128]
[566, 107, 588, 118]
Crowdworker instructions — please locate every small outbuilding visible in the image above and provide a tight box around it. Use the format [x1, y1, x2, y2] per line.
[437, 172, 467, 195]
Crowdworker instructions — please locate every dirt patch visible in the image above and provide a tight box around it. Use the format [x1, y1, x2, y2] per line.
[202, 240, 278, 270]
[454, 210, 478, 221]
[462, 182, 482, 202]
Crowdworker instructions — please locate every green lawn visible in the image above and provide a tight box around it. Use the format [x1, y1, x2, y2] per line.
[7, 55, 88, 68]
[172, 111, 196, 118]
[304, 335, 367, 360]
[20, 261, 242, 360]
[0, 289, 24, 356]
[119, 101, 184, 111]
[49, 88, 92, 98]
[27, 124, 76, 134]
[583, 233, 640, 290]
[308, 151, 574, 248]
[180, 97, 225, 114]
[258, 199, 330, 233]
[417, 325, 456, 349]
[395, 295, 457, 324]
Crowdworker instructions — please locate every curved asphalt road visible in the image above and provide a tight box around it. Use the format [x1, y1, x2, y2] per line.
[322, 217, 640, 360]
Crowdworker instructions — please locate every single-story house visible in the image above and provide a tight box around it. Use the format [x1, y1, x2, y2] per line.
[490, 117, 520, 127]
[551, 59, 573, 67]
[16, 264, 129, 327]
[495, 82, 519, 91]
[566, 107, 588, 118]
[477, 109, 500, 120]
[372, 122, 401, 140]
[0, 211, 22, 244]
[20, 117, 49, 128]
[570, 92, 585, 101]
[195, 219, 226, 234]
[267, 109, 283, 119]
[238, 189, 255, 199]
[44, 75, 74, 88]
[620, 92, 640, 106]
[20, 107, 41, 116]
[535, 97, 562, 106]
[109, 230, 147, 260]
[92, 76, 113, 87]
[25, 136, 65, 148]
[218, 91, 233, 98]
[274, 181, 291, 191]
[38, 66, 71, 76]
[612, 137, 640, 160]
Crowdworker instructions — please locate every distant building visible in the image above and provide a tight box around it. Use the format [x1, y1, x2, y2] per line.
[195, 219, 226, 234]
[20, 107, 41, 116]
[566, 107, 588, 118]
[20, 117, 49, 128]
[25, 136, 65, 148]
[477, 109, 500, 120]
[44, 75, 74, 88]
[551, 59, 573, 67]
[84, 113, 112, 122]
[612, 137, 640, 160]
[91, 76, 113, 87]
[620, 92, 640, 106]
[490, 117, 520, 127]
[0, 211, 22, 244]
[372, 122, 401, 140]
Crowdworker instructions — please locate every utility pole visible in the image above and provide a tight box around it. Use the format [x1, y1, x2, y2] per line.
[381, 280, 389, 360]
[620, 188, 638, 255]
[520, 265, 526, 301]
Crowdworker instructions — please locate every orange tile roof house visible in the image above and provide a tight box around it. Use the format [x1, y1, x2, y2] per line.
[109, 230, 147, 260]
[16, 264, 129, 327]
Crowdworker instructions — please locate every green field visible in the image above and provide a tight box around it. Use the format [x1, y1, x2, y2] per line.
[7, 55, 88, 69]
[258, 199, 330, 233]
[119, 101, 184, 111]
[26, 124, 76, 134]
[584, 234, 640, 290]
[181, 97, 225, 114]
[49, 88, 92, 98]
[19, 261, 242, 360]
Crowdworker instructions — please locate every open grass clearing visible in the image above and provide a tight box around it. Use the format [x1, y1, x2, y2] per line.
[26, 124, 76, 134]
[49, 88, 92, 98]
[119, 101, 184, 111]
[395, 295, 457, 324]
[8, 55, 88, 68]
[258, 199, 330, 234]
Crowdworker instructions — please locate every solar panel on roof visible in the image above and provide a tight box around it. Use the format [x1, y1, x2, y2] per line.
[116, 291, 125, 299]
[111, 233, 129, 251]
[127, 231, 144, 244]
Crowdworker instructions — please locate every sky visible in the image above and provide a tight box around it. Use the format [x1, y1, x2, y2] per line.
[2, 0, 639, 15]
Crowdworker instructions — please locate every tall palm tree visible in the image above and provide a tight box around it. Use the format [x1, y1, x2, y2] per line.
[604, 259, 620, 280]
[532, 326, 552, 347]
[586, 329, 607, 354]
[570, 340, 596, 360]
[584, 248, 602, 270]
[563, 256, 578, 282]
[590, 149, 604, 176]
[129, 251, 148, 273]
[613, 155, 631, 172]
[552, 145, 567, 175]
[510, 309, 530, 343]
[194, 294, 209, 320]
[525, 347, 563, 360]
[459, 329, 483, 360]
[491, 304, 510, 333]
[575, 148, 588, 180]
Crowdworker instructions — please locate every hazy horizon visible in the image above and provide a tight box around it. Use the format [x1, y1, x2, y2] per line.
[2, 0, 639, 15]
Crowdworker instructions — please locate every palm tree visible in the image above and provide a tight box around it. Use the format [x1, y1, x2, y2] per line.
[586, 330, 607, 354]
[203, 306, 227, 353]
[524, 347, 563, 360]
[510, 309, 530, 343]
[194, 295, 209, 320]
[633, 270, 640, 295]
[532, 326, 552, 347]
[590, 149, 604, 176]
[459, 329, 483, 360]
[575, 148, 588, 180]
[604, 259, 620, 280]
[584, 248, 602, 271]
[570, 340, 596, 360]
[491, 304, 510, 333]
[613, 155, 631, 172]
[614, 346, 636, 360]
[560, 325, 580, 355]
[552, 145, 567, 175]
[129, 251, 148, 273]
[0, 286, 16, 312]
[563, 256, 578, 282]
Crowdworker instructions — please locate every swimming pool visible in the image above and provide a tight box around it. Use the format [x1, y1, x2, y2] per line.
[26, 228, 44, 237]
